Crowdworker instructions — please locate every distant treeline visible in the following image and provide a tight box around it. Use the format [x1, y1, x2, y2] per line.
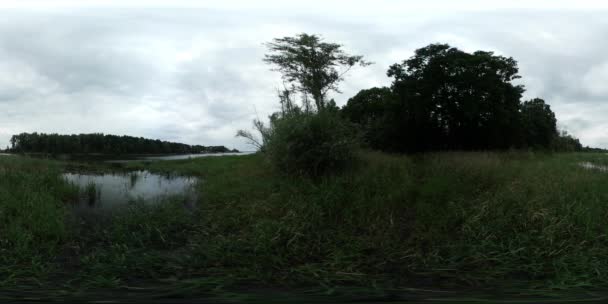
[582, 146, 608, 153]
[7, 132, 237, 154]
[340, 44, 585, 152]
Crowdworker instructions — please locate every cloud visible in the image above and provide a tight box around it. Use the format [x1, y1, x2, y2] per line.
[0, 4, 607, 149]
[583, 62, 608, 97]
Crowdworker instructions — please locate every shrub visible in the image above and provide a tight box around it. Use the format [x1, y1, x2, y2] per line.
[265, 111, 358, 177]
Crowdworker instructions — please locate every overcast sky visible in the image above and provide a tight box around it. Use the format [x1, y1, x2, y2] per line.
[1, 1, 608, 150]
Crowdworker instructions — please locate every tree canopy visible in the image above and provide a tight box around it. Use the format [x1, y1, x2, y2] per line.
[520, 98, 557, 148]
[9, 132, 236, 155]
[264, 33, 370, 111]
[245, 37, 587, 154]
[342, 43, 580, 152]
[341, 87, 396, 150]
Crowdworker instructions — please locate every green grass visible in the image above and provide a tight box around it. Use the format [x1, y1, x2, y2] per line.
[0, 156, 77, 286]
[5, 151, 608, 299]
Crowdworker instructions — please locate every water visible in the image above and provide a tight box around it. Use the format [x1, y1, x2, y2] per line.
[104, 151, 255, 163]
[137, 151, 254, 161]
[63, 171, 197, 211]
[579, 161, 608, 172]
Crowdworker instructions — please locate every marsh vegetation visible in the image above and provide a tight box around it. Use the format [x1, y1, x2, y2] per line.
[4, 152, 608, 301]
[3, 33, 608, 302]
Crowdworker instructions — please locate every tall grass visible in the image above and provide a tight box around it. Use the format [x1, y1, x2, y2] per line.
[265, 111, 358, 177]
[5, 152, 608, 292]
[84, 182, 98, 205]
[137, 152, 608, 289]
[0, 156, 78, 285]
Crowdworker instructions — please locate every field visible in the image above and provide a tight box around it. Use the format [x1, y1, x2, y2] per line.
[3, 152, 608, 301]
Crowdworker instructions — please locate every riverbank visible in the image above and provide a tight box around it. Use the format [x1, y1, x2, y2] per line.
[4, 152, 608, 300]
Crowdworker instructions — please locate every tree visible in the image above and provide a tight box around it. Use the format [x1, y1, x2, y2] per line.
[7, 132, 234, 154]
[342, 87, 392, 124]
[235, 118, 272, 151]
[386, 43, 525, 151]
[264, 33, 370, 111]
[236, 34, 363, 175]
[238, 33, 369, 152]
[552, 130, 583, 152]
[520, 98, 557, 148]
[341, 87, 397, 149]
[235, 90, 292, 151]
[337, 43, 581, 153]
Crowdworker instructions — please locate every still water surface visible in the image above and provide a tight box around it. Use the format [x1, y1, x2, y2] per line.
[579, 161, 608, 172]
[63, 171, 197, 210]
[141, 152, 253, 160]
[104, 151, 254, 163]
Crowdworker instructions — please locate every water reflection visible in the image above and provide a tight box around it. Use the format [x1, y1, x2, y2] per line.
[105, 151, 254, 163]
[63, 171, 197, 210]
[141, 152, 253, 161]
[579, 161, 608, 172]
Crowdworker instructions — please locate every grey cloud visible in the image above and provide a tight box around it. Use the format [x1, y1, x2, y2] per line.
[0, 24, 160, 95]
[1, 7, 608, 149]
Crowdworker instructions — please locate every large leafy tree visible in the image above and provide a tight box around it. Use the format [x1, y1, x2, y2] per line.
[264, 33, 370, 111]
[341, 87, 398, 149]
[520, 98, 558, 148]
[342, 87, 392, 124]
[386, 43, 525, 151]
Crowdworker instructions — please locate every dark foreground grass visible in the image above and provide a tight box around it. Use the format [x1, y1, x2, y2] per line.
[131, 152, 608, 290]
[4, 152, 608, 300]
[0, 156, 78, 286]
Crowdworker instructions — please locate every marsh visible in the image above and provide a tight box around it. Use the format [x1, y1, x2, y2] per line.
[63, 171, 198, 211]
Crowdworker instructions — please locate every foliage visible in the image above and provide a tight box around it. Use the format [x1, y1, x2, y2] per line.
[7, 152, 608, 294]
[342, 43, 583, 152]
[235, 89, 296, 152]
[520, 98, 558, 148]
[239, 33, 366, 176]
[341, 87, 392, 125]
[9, 132, 236, 155]
[161, 152, 608, 289]
[265, 111, 357, 177]
[0, 156, 77, 286]
[264, 33, 370, 111]
[386, 43, 524, 151]
[582, 146, 608, 153]
[235, 118, 272, 152]
[552, 130, 583, 152]
[341, 87, 397, 150]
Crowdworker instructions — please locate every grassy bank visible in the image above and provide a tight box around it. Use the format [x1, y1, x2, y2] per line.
[3, 152, 608, 296]
[128, 151, 608, 289]
[0, 156, 77, 286]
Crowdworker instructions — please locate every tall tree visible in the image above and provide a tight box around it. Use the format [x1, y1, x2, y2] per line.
[341, 87, 398, 149]
[387, 43, 524, 151]
[342, 87, 392, 124]
[520, 98, 558, 148]
[264, 33, 370, 111]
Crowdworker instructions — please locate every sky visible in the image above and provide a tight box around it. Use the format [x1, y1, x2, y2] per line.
[1, 1, 608, 150]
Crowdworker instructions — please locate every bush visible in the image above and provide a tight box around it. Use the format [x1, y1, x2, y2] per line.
[265, 111, 358, 177]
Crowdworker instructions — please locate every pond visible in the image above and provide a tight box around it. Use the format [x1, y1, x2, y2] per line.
[63, 171, 197, 211]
